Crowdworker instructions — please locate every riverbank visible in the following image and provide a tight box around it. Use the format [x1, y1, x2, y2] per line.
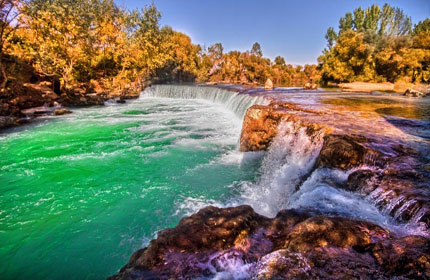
[337, 81, 430, 95]
[0, 81, 143, 130]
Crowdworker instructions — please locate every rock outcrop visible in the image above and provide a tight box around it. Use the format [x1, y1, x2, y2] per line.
[240, 103, 325, 152]
[239, 102, 430, 229]
[110, 206, 430, 279]
[53, 108, 72, 116]
[0, 81, 143, 130]
[239, 105, 285, 151]
[404, 88, 428, 97]
[315, 134, 373, 170]
[265, 78, 273, 90]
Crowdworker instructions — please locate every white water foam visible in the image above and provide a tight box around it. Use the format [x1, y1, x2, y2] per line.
[239, 121, 324, 217]
[143, 85, 269, 119]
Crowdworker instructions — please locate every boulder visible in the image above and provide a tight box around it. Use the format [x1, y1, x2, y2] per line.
[404, 88, 427, 97]
[239, 105, 285, 151]
[0, 116, 19, 129]
[53, 108, 72, 116]
[265, 78, 273, 90]
[109, 206, 430, 280]
[304, 82, 318, 90]
[315, 134, 368, 170]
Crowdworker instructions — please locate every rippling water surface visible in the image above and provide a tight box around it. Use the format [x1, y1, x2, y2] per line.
[0, 94, 261, 279]
[1, 85, 428, 279]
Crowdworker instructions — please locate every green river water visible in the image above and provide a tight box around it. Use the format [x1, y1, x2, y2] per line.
[0, 92, 261, 279]
[2, 85, 428, 279]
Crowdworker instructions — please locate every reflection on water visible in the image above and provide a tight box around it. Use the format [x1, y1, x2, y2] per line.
[322, 97, 430, 120]
[376, 106, 428, 120]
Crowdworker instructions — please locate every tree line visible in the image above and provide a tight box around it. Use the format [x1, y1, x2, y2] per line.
[1, 1, 429, 96]
[319, 3, 430, 85]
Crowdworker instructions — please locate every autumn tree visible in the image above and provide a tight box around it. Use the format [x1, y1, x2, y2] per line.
[0, 0, 25, 88]
[274, 56, 286, 66]
[208, 43, 223, 60]
[21, 0, 98, 89]
[319, 3, 428, 84]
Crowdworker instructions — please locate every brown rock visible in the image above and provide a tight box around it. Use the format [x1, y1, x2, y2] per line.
[53, 108, 72, 116]
[369, 235, 430, 279]
[134, 205, 267, 269]
[284, 216, 387, 253]
[239, 105, 286, 151]
[110, 206, 429, 280]
[265, 78, 273, 90]
[404, 88, 427, 97]
[316, 134, 368, 170]
[0, 116, 19, 129]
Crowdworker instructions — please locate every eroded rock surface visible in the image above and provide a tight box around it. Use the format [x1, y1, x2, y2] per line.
[239, 101, 430, 229]
[110, 206, 430, 279]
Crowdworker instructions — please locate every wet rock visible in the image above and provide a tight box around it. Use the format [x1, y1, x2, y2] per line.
[284, 216, 388, 253]
[346, 151, 430, 228]
[240, 103, 325, 152]
[240, 105, 286, 151]
[21, 105, 55, 116]
[60, 93, 105, 106]
[0, 116, 19, 129]
[368, 235, 430, 279]
[53, 108, 72, 116]
[255, 248, 386, 279]
[265, 78, 273, 90]
[316, 134, 368, 170]
[110, 206, 429, 280]
[240, 100, 428, 228]
[133, 205, 267, 269]
[0, 102, 10, 115]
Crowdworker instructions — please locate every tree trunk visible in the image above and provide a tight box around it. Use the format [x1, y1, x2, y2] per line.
[0, 59, 8, 90]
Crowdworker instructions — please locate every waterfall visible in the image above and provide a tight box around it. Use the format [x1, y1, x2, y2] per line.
[240, 121, 324, 217]
[143, 84, 428, 237]
[239, 119, 429, 237]
[142, 85, 269, 119]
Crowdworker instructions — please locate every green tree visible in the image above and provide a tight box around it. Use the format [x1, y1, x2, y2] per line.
[339, 12, 353, 33]
[251, 42, 262, 57]
[413, 19, 430, 35]
[353, 7, 365, 31]
[363, 4, 381, 32]
[325, 27, 337, 49]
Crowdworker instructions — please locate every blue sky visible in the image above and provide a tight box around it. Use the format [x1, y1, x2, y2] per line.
[116, 0, 430, 65]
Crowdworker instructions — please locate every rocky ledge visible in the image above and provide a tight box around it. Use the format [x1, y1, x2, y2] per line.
[0, 81, 142, 130]
[110, 205, 430, 279]
[240, 103, 430, 228]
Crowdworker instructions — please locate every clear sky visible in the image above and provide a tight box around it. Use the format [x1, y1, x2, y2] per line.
[116, 0, 430, 65]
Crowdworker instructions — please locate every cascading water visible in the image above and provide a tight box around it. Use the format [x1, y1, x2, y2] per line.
[143, 85, 269, 118]
[239, 121, 324, 217]
[143, 85, 428, 237]
[237, 119, 427, 236]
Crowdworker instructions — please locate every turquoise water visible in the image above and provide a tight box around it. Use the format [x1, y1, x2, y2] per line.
[0, 95, 260, 279]
[2, 85, 427, 279]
